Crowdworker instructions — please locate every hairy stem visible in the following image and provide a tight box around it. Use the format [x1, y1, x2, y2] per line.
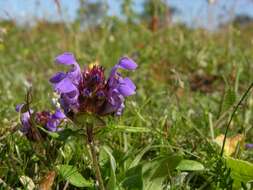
[86, 126, 105, 190]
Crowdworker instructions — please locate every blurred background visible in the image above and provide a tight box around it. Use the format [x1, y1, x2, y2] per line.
[1, 0, 253, 120]
[1, 0, 253, 30]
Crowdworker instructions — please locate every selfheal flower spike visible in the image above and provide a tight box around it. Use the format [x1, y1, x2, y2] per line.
[16, 104, 66, 141]
[35, 109, 66, 132]
[50, 53, 137, 118]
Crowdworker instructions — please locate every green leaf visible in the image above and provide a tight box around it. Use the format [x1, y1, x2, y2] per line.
[122, 164, 143, 190]
[102, 146, 117, 190]
[176, 159, 204, 171]
[38, 127, 80, 141]
[150, 154, 182, 179]
[143, 154, 183, 189]
[129, 144, 152, 168]
[144, 177, 164, 190]
[142, 161, 164, 190]
[56, 165, 93, 188]
[226, 156, 253, 186]
[55, 128, 80, 141]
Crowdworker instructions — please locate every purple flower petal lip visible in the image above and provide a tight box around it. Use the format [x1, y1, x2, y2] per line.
[123, 78, 136, 90]
[118, 78, 136, 96]
[54, 77, 78, 93]
[59, 94, 79, 113]
[19, 109, 33, 134]
[55, 52, 76, 65]
[52, 109, 66, 119]
[118, 85, 135, 97]
[109, 57, 137, 78]
[53, 53, 82, 85]
[66, 90, 78, 99]
[46, 120, 59, 132]
[67, 66, 82, 85]
[16, 104, 24, 112]
[20, 112, 31, 134]
[16, 103, 33, 133]
[49, 72, 66, 83]
[118, 57, 137, 70]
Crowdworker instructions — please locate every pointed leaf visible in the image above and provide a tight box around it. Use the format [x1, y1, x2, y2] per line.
[129, 144, 152, 168]
[122, 165, 143, 190]
[57, 165, 93, 188]
[226, 157, 253, 184]
[176, 160, 204, 171]
[102, 146, 117, 190]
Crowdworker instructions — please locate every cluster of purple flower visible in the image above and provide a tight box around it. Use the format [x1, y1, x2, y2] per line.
[50, 52, 137, 117]
[16, 52, 137, 139]
[16, 104, 65, 141]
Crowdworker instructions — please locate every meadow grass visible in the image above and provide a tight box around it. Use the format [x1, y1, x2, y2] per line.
[1, 19, 253, 189]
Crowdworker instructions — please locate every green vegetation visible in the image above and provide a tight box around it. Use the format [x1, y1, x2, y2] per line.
[1, 11, 253, 189]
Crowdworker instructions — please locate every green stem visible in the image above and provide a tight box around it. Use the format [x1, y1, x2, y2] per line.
[86, 126, 105, 190]
[220, 82, 253, 157]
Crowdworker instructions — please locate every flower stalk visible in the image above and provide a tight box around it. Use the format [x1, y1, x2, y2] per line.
[86, 125, 105, 190]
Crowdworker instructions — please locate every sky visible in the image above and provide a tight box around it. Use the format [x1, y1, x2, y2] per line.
[1, 0, 253, 29]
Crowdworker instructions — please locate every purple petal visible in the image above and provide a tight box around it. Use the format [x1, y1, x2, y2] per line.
[54, 77, 77, 93]
[122, 78, 136, 90]
[16, 104, 24, 112]
[108, 73, 121, 88]
[118, 85, 135, 96]
[109, 89, 120, 105]
[67, 66, 82, 85]
[20, 112, 32, 134]
[118, 78, 136, 96]
[116, 102, 125, 116]
[109, 57, 137, 79]
[60, 94, 79, 113]
[55, 52, 76, 65]
[66, 90, 78, 99]
[52, 109, 66, 119]
[52, 53, 82, 86]
[46, 120, 59, 132]
[118, 57, 137, 70]
[49, 72, 66, 83]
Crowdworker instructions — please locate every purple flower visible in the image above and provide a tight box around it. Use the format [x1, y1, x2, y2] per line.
[50, 53, 137, 117]
[50, 52, 82, 113]
[35, 109, 66, 132]
[16, 104, 66, 140]
[15, 104, 33, 134]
